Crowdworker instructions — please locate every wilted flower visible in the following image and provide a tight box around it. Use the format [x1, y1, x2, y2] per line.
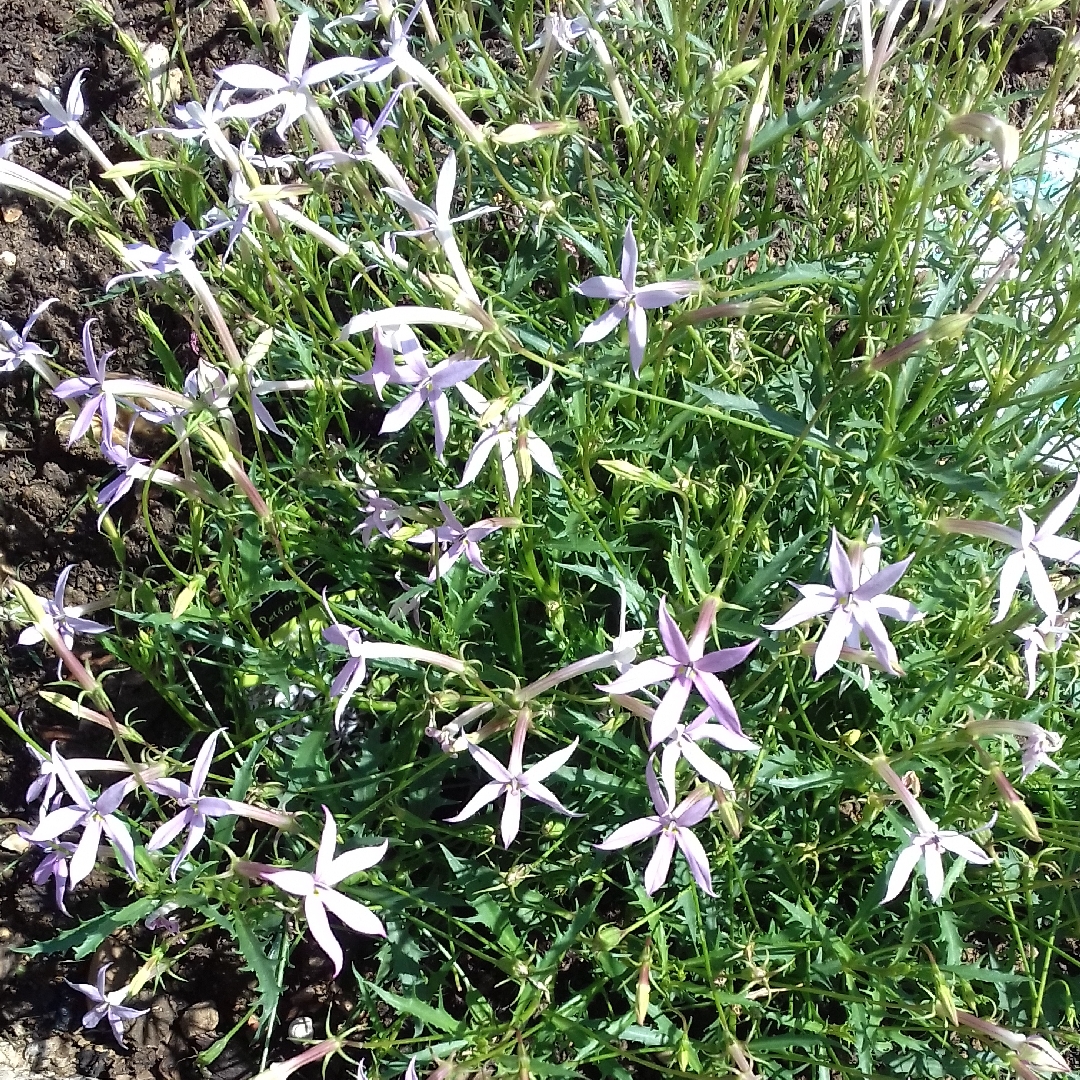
[954, 1010, 1069, 1080]
[947, 111, 1020, 171]
[1015, 608, 1071, 698]
[16, 564, 111, 676]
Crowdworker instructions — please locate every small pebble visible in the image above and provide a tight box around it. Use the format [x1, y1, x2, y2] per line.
[288, 1016, 314, 1041]
[0, 831, 28, 854]
[180, 1001, 220, 1038]
[0, 251, 16, 267]
[2, 207, 22, 224]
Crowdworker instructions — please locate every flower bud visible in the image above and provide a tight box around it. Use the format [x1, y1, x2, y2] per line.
[1017, 1035, 1070, 1074]
[947, 112, 1020, 171]
[492, 120, 579, 145]
[635, 941, 651, 1025]
[989, 763, 1041, 841]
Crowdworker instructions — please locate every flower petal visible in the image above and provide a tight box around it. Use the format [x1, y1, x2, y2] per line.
[814, 607, 853, 678]
[325, 840, 389, 885]
[675, 826, 715, 895]
[321, 886, 387, 937]
[643, 831, 675, 895]
[881, 840, 922, 903]
[305, 894, 344, 977]
[594, 816, 662, 850]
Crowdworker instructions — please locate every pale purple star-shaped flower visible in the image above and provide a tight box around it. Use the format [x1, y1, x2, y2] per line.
[408, 499, 516, 580]
[25, 740, 131, 810]
[601, 597, 758, 748]
[217, 13, 368, 140]
[379, 350, 484, 459]
[29, 838, 77, 915]
[146, 730, 270, 880]
[95, 436, 148, 528]
[352, 469, 404, 546]
[963, 717, 1064, 781]
[1, 297, 57, 377]
[52, 320, 118, 448]
[764, 527, 922, 680]
[384, 152, 495, 305]
[574, 221, 699, 376]
[104, 220, 203, 292]
[261, 805, 387, 977]
[873, 757, 992, 904]
[1015, 608, 1071, 698]
[32, 69, 88, 139]
[64, 964, 148, 1046]
[307, 86, 406, 172]
[351, 323, 425, 401]
[445, 713, 580, 848]
[28, 756, 138, 887]
[17, 564, 111, 677]
[657, 706, 758, 799]
[457, 370, 562, 502]
[142, 84, 238, 165]
[594, 760, 716, 896]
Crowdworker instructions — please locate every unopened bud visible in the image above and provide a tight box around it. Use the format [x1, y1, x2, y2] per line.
[635, 941, 652, 1025]
[493, 120, 579, 145]
[672, 298, 782, 326]
[1017, 1035, 1070, 1074]
[947, 112, 1020, 171]
[989, 763, 1041, 841]
[714, 783, 741, 838]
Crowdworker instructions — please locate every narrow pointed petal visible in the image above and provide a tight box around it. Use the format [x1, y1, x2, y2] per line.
[460, 430, 500, 488]
[500, 789, 522, 847]
[1033, 534, 1080, 563]
[577, 303, 627, 345]
[445, 781, 505, 823]
[696, 639, 758, 673]
[993, 550, 1026, 623]
[643, 831, 676, 894]
[68, 819, 102, 887]
[690, 670, 741, 730]
[627, 304, 647, 376]
[828, 530, 855, 594]
[325, 840, 388, 885]
[938, 832, 992, 865]
[764, 590, 838, 630]
[657, 597, 692, 664]
[383, 187, 436, 223]
[814, 607, 853, 678]
[522, 779, 578, 817]
[1024, 548, 1059, 619]
[306, 57, 369, 84]
[523, 738, 578, 784]
[526, 433, 560, 478]
[634, 280, 700, 308]
[595, 816, 662, 849]
[380, 390, 425, 433]
[147, 811, 191, 851]
[854, 553, 915, 601]
[320, 887, 386, 937]
[466, 743, 515, 784]
[680, 739, 736, 785]
[1037, 475, 1080, 538]
[431, 392, 451, 459]
[101, 817, 138, 880]
[649, 678, 692, 747]
[287, 13, 312, 80]
[217, 64, 288, 91]
[306, 895, 344, 976]
[190, 730, 221, 796]
[28, 806, 85, 842]
[923, 844, 945, 901]
[436, 151, 457, 223]
[315, 806, 338, 882]
[882, 840, 922, 903]
[575, 275, 627, 300]
[601, 657, 676, 695]
[263, 868, 317, 896]
[675, 827, 715, 895]
[872, 594, 923, 621]
[854, 604, 900, 674]
[620, 222, 638, 290]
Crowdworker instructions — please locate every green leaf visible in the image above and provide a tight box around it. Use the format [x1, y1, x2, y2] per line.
[359, 979, 461, 1034]
[16, 897, 157, 958]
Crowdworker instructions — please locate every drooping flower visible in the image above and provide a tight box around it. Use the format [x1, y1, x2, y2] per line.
[16, 564, 111, 677]
[24, 837, 76, 915]
[445, 711, 579, 847]
[873, 756, 992, 904]
[594, 760, 716, 896]
[352, 468, 405, 545]
[953, 1010, 1070, 1080]
[1015, 609, 1071, 698]
[765, 526, 922, 680]
[457, 370, 562, 501]
[939, 477, 1080, 622]
[574, 221, 699, 376]
[25, 740, 132, 810]
[963, 718, 1064, 780]
[600, 597, 757, 747]
[64, 964, 149, 1047]
[260, 806, 388, 977]
[408, 499, 517, 579]
[351, 324, 426, 401]
[104, 220, 205, 292]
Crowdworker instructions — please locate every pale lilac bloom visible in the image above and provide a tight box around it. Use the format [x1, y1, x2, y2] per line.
[143, 85, 238, 164]
[458, 370, 561, 501]
[147, 731, 268, 880]
[353, 470, 404, 546]
[383, 151, 495, 304]
[30, 838, 77, 915]
[17, 565, 111, 676]
[874, 756, 992, 904]
[658, 706, 758, 799]
[601, 597, 758, 748]
[446, 715, 579, 848]
[64, 964, 148, 1046]
[352, 323, 425, 400]
[1, 297, 56, 375]
[764, 527, 921, 680]
[28, 757, 137, 887]
[104, 220, 202, 292]
[26, 741, 131, 809]
[379, 350, 484, 459]
[954, 1012, 1069, 1080]
[524, 0, 617, 53]
[963, 717, 1064, 780]
[32, 69, 88, 139]
[594, 760, 716, 896]
[574, 221, 699, 376]
[1015, 609, 1071, 698]
[408, 499, 516, 579]
[261, 805, 387, 977]
[52, 320, 118, 448]
[307, 87, 405, 171]
[217, 13, 368, 140]
[144, 902, 183, 936]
